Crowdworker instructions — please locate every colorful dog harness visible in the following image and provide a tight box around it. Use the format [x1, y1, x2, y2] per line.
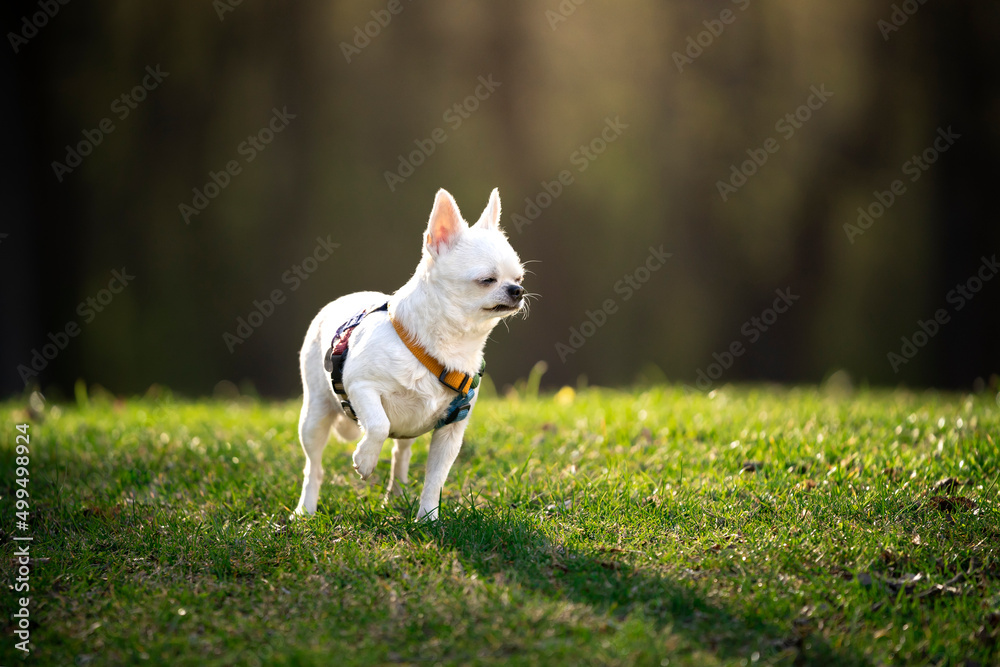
[325, 303, 484, 429]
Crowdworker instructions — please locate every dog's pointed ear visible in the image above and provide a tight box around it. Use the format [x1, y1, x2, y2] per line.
[474, 188, 501, 231]
[425, 189, 466, 255]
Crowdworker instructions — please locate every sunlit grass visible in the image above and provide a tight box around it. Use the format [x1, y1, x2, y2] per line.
[1, 384, 998, 665]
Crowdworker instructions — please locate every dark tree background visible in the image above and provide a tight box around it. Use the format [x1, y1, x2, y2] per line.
[2, 0, 998, 399]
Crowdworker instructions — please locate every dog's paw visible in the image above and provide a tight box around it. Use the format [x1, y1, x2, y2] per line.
[415, 505, 438, 522]
[352, 447, 379, 480]
[289, 505, 313, 521]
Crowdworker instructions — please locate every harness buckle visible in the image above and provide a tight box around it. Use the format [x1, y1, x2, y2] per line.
[439, 368, 470, 394]
[327, 352, 344, 375]
[437, 388, 476, 428]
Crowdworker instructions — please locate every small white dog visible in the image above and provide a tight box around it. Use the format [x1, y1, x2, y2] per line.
[293, 188, 526, 521]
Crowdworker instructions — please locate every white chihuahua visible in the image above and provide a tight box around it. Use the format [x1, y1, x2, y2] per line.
[293, 188, 525, 521]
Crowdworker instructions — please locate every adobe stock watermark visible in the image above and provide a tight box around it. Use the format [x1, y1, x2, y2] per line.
[7, 0, 71, 54]
[179, 106, 296, 224]
[672, 0, 751, 73]
[717, 85, 833, 202]
[16, 268, 135, 386]
[887, 254, 997, 373]
[11, 420, 32, 654]
[545, 0, 587, 30]
[340, 0, 416, 63]
[878, 0, 930, 41]
[51, 65, 169, 182]
[687, 287, 800, 392]
[223, 236, 339, 353]
[555, 245, 672, 363]
[843, 126, 960, 244]
[512, 115, 628, 233]
[213, 0, 244, 21]
[383, 75, 501, 192]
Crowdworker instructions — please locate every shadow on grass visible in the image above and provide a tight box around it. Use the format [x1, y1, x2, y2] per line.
[348, 498, 870, 666]
[14, 439, 869, 665]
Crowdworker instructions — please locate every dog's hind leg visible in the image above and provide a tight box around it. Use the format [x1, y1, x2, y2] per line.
[331, 413, 362, 442]
[293, 398, 335, 516]
[387, 438, 415, 497]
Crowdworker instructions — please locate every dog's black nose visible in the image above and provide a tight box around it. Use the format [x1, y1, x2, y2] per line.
[506, 284, 524, 300]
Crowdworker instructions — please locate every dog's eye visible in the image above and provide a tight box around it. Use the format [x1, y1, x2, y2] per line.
[515, 276, 524, 284]
[478, 277, 497, 286]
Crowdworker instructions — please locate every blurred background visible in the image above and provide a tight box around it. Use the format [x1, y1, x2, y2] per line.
[2, 0, 999, 399]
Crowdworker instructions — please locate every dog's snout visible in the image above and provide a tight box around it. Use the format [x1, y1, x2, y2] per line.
[506, 284, 525, 300]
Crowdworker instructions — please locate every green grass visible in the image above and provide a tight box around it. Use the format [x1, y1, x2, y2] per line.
[1, 383, 999, 666]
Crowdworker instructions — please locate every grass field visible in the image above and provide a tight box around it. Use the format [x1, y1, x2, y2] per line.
[1, 381, 999, 666]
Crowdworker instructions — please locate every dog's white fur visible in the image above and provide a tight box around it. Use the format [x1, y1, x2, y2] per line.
[293, 188, 524, 521]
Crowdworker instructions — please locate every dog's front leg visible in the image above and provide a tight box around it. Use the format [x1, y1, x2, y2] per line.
[349, 388, 391, 480]
[417, 420, 469, 521]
